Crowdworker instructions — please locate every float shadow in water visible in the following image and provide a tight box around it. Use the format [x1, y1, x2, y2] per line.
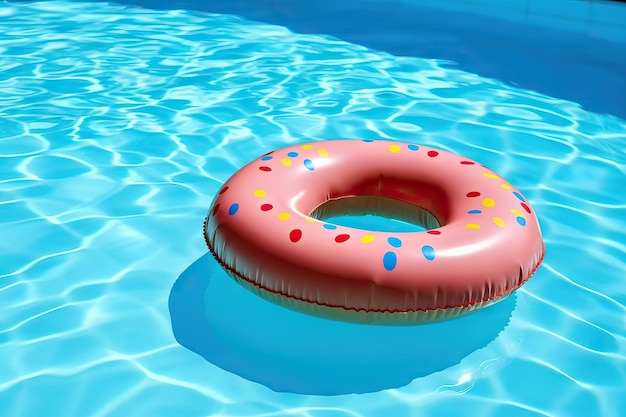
[169, 253, 515, 395]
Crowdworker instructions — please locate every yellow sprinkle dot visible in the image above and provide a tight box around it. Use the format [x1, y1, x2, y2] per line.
[492, 217, 505, 228]
[360, 235, 376, 244]
[281, 157, 292, 166]
[466, 223, 481, 230]
[510, 209, 525, 216]
[318, 148, 329, 157]
[499, 183, 512, 190]
[253, 189, 266, 197]
[482, 173, 500, 179]
[388, 144, 401, 153]
[482, 198, 496, 208]
[278, 213, 291, 220]
[301, 144, 314, 150]
[304, 217, 317, 223]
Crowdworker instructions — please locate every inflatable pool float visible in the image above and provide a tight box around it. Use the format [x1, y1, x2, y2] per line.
[203, 140, 545, 324]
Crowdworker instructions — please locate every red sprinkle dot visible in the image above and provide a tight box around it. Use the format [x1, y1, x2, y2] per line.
[212, 203, 221, 216]
[259, 166, 271, 172]
[521, 202, 532, 214]
[427, 230, 441, 235]
[427, 150, 439, 157]
[289, 229, 302, 243]
[466, 191, 481, 197]
[335, 234, 350, 243]
[260, 204, 273, 211]
[460, 161, 475, 165]
[219, 186, 229, 194]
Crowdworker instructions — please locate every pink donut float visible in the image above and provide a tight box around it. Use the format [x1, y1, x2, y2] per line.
[204, 140, 545, 324]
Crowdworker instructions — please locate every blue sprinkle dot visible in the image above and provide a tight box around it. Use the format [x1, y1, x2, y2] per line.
[261, 155, 273, 161]
[362, 139, 374, 142]
[228, 203, 239, 215]
[323, 224, 337, 230]
[516, 216, 527, 226]
[287, 151, 298, 157]
[383, 252, 397, 271]
[513, 191, 525, 202]
[303, 159, 314, 170]
[408, 144, 419, 151]
[387, 237, 402, 248]
[422, 245, 436, 261]
[467, 209, 482, 214]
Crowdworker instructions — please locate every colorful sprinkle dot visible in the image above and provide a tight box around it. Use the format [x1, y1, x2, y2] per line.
[287, 151, 299, 157]
[482, 198, 496, 208]
[260, 204, 273, 211]
[389, 144, 401, 153]
[301, 144, 314, 150]
[460, 161, 475, 165]
[427, 150, 439, 157]
[228, 203, 239, 215]
[261, 155, 273, 161]
[468, 209, 482, 214]
[259, 166, 271, 171]
[500, 183, 512, 190]
[362, 139, 374, 143]
[304, 217, 317, 223]
[278, 213, 291, 220]
[212, 203, 221, 216]
[466, 223, 481, 230]
[482, 173, 500, 179]
[383, 252, 397, 271]
[219, 186, 229, 194]
[254, 189, 266, 197]
[289, 229, 302, 243]
[408, 144, 419, 151]
[361, 235, 376, 243]
[492, 217, 505, 227]
[521, 202, 532, 214]
[422, 245, 436, 261]
[516, 216, 527, 226]
[427, 230, 441, 235]
[323, 224, 338, 230]
[387, 237, 402, 248]
[303, 159, 315, 170]
[281, 158, 292, 166]
[318, 148, 329, 157]
[513, 191, 525, 202]
[467, 191, 481, 197]
[335, 234, 350, 243]
[510, 209, 525, 216]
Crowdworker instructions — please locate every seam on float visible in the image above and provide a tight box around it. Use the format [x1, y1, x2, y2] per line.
[203, 216, 545, 314]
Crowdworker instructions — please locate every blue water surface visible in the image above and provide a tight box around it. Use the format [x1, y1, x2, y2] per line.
[88, 0, 626, 119]
[1, 1, 625, 417]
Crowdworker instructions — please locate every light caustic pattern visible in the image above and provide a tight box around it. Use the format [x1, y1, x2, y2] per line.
[1, 1, 625, 417]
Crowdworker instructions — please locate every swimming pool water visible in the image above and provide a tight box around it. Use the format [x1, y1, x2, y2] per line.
[1, 1, 625, 416]
[185, 0, 626, 119]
